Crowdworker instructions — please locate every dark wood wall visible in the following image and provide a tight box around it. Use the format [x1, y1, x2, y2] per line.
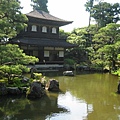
[18, 25, 59, 39]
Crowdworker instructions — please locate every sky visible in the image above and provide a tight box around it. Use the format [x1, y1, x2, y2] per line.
[20, 0, 120, 32]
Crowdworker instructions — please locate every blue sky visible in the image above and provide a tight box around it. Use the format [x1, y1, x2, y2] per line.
[20, 0, 120, 32]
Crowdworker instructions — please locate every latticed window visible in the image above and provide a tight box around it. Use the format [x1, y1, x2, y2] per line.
[42, 26, 47, 33]
[44, 51, 49, 57]
[59, 51, 64, 57]
[31, 25, 37, 31]
[52, 27, 57, 33]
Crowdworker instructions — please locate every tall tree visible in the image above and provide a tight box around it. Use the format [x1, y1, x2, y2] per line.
[66, 27, 96, 64]
[0, 0, 28, 41]
[91, 2, 120, 28]
[31, 0, 49, 13]
[92, 23, 120, 71]
[85, 0, 100, 27]
[93, 23, 120, 50]
[85, 0, 94, 27]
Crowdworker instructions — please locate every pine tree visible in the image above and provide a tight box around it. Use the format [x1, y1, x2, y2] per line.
[0, 0, 28, 41]
[31, 0, 49, 13]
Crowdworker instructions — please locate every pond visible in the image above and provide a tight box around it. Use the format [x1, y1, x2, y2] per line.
[0, 72, 120, 120]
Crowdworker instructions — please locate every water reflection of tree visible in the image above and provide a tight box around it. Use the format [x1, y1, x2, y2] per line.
[14, 94, 68, 120]
[0, 95, 30, 120]
[59, 73, 120, 120]
[0, 93, 68, 120]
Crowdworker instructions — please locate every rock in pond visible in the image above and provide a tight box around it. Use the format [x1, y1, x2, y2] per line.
[63, 71, 74, 76]
[48, 79, 59, 91]
[117, 80, 120, 94]
[0, 83, 8, 95]
[7, 87, 23, 95]
[27, 82, 46, 99]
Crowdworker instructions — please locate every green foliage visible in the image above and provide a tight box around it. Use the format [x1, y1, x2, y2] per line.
[0, 44, 39, 83]
[66, 26, 98, 64]
[32, 73, 47, 85]
[26, 87, 31, 95]
[0, 64, 30, 81]
[13, 79, 22, 87]
[0, 0, 28, 40]
[59, 29, 70, 39]
[0, 97, 30, 116]
[65, 22, 120, 72]
[1, 65, 22, 75]
[91, 2, 120, 27]
[0, 79, 7, 83]
[112, 69, 120, 76]
[64, 59, 76, 65]
[31, 0, 49, 13]
[33, 73, 42, 80]
[0, 44, 39, 65]
[67, 27, 87, 47]
[85, 0, 94, 12]
[93, 23, 120, 51]
[84, 0, 94, 26]
[91, 23, 120, 71]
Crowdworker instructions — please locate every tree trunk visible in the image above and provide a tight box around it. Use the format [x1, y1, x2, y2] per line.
[88, 13, 91, 27]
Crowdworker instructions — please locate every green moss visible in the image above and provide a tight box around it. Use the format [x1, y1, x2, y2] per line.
[112, 69, 120, 76]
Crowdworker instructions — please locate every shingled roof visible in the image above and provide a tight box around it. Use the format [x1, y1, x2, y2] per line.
[26, 10, 73, 26]
[11, 38, 77, 48]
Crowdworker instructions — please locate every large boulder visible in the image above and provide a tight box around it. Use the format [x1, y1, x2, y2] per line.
[27, 82, 45, 99]
[48, 79, 59, 91]
[117, 81, 120, 94]
[0, 83, 8, 95]
[63, 71, 74, 76]
[7, 87, 23, 95]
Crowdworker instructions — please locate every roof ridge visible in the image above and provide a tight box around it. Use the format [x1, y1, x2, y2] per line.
[26, 9, 73, 23]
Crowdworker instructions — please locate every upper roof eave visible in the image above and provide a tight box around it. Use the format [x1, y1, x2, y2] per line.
[26, 10, 73, 26]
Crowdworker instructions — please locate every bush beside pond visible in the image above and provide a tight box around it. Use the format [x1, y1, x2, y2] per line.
[0, 73, 60, 99]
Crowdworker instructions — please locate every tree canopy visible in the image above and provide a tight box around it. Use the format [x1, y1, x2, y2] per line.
[0, 44, 39, 82]
[31, 0, 49, 13]
[0, 0, 28, 41]
[91, 23, 120, 70]
[91, 2, 120, 27]
[84, 0, 95, 26]
[64, 22, 120, 72]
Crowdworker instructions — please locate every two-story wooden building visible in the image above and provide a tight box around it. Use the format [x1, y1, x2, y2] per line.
[11, 10, 76, 68]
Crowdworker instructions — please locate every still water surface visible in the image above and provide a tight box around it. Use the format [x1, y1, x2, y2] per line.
[0, 72, 120, 120]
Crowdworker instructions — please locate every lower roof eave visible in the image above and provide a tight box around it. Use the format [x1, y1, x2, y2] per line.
[10, 38, 77, 48]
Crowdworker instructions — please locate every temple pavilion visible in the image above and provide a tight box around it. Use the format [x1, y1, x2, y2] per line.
[11, 10, 76, 69]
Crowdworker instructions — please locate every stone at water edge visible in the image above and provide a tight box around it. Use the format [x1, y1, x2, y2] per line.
[26, 82, 46, 99]
[0, 83, 8, 95]
[48, 79, 59, 91]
